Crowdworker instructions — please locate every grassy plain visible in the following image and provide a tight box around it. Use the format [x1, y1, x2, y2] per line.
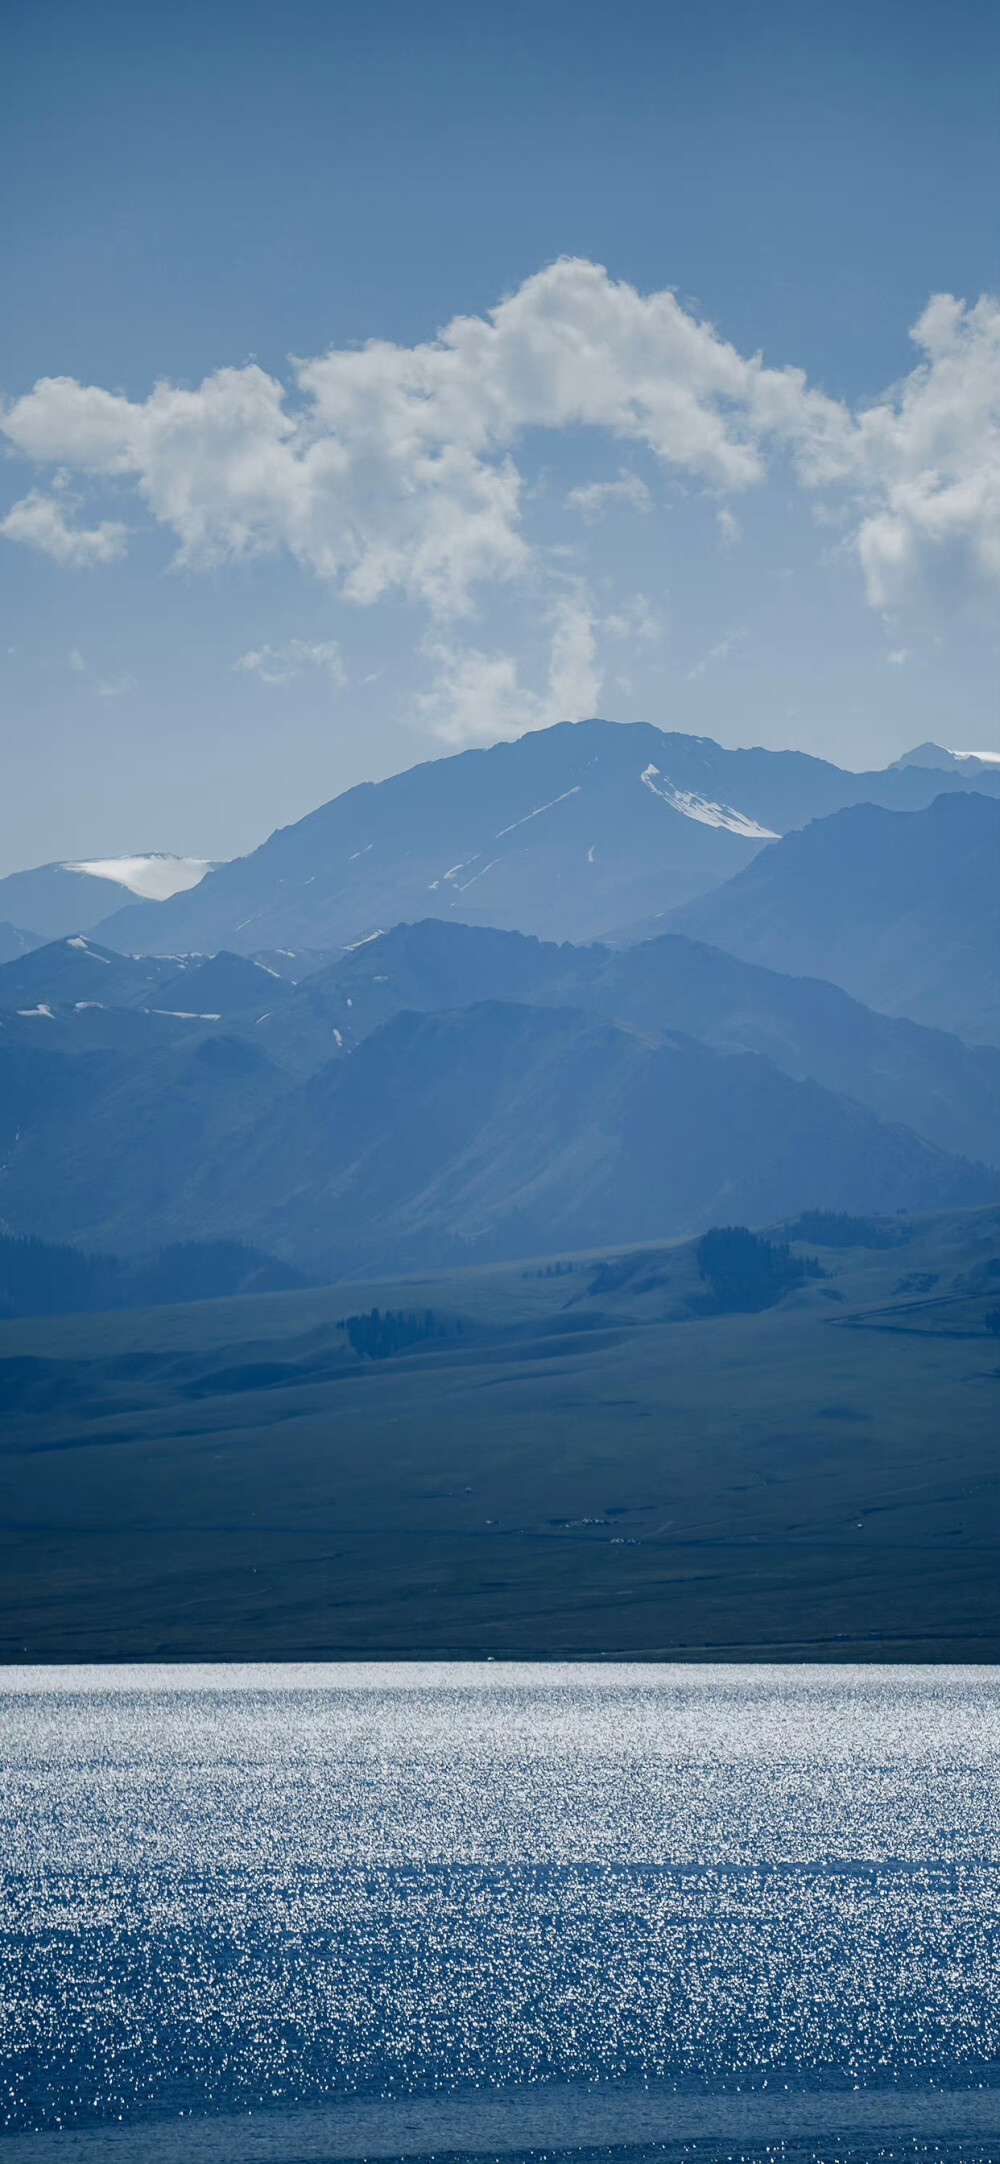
[0, 1207, 996, 1661]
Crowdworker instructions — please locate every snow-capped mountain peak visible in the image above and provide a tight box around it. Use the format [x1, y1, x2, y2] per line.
[62, 855, 215, 901]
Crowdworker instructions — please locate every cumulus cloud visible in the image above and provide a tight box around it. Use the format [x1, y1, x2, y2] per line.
[1, 262, 995, 635]
[792, 293, 1000, 607]
[0, 261, 838, 615]
[417, 598, 602, 745]
[0, 489, 127, 566]
[566, 469, 651, 519]
[233, 637, 347, 688]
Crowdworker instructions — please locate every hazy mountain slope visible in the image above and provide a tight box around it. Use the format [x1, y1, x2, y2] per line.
[663, 792, 1000, 1044]
[0, 923, 44, 966]
[0, 986, 992, 1268]
[90, 719, 1000, 957]
[0, 865, 138, 941]
[0, 1231, 308, 1319]
[252, 917, 1000, 1168]
[171, 1003, 995, 1274]
[0, 1028, 288, 1252]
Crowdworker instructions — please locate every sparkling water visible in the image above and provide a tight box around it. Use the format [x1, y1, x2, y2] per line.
[0, 1663, 996, 2161]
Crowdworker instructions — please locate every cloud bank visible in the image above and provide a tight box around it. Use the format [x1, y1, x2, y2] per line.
[1, 260, 996, 739]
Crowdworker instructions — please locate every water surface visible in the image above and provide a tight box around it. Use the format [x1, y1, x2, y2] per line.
[0, 1663, 996, 2161]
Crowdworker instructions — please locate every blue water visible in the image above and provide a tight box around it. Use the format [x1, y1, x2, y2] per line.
[0, 1663, 996, 2162]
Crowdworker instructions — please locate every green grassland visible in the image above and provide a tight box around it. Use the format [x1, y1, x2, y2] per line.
[1, 1206, 997, 1661]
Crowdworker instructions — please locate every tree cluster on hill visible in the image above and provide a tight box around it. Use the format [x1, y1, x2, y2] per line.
[695, 1226, 821, 1314]
[339, 1307, 458, 1360]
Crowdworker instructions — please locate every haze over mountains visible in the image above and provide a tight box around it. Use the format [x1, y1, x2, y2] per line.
[0, 720, 996, 1290]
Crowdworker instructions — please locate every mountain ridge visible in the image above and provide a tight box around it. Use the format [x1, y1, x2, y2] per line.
[88, 719, 1000, 956]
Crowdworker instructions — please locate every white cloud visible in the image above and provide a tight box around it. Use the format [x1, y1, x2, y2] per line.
[566, 468, 651, 519]
[717, 506, 741, 550]
[0, 489, 127, 566]
[604, 593, 663, 643]
[233, 637, 347, 688]
[417, 598, 602, 745]
[95, 672, 138, 698]
[886, 648, 910, 666]
[791, 293, 1000, 608]
[1, 263, 995, 625]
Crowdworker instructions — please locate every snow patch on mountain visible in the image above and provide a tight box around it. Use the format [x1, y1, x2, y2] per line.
[62, 855, 215, 901]
[640, 765, 780, 839]
[495, 787, 581, 838]
[66, 938, 111, 960]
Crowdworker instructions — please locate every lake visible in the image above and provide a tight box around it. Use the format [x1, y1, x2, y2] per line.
[0, 1663, 996, 2162]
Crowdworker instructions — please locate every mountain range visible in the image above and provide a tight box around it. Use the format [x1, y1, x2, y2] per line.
[0, 720, 994, 1289]
[0, 915, 994, 1274]
[245, 917, 1000, 1164]
[80, 721, 1000, 957]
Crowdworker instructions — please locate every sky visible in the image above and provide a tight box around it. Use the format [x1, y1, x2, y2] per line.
[0, 0, 997, 876]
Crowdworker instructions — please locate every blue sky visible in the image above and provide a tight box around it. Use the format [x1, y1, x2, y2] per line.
[1, 0, 997, 873]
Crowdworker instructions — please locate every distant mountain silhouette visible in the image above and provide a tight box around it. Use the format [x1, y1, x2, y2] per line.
[0, 922, 43, 967]
[88, 720, 1000, 956]
[889, 741, 1000, 774]
[657, 792, 1000, 1045]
